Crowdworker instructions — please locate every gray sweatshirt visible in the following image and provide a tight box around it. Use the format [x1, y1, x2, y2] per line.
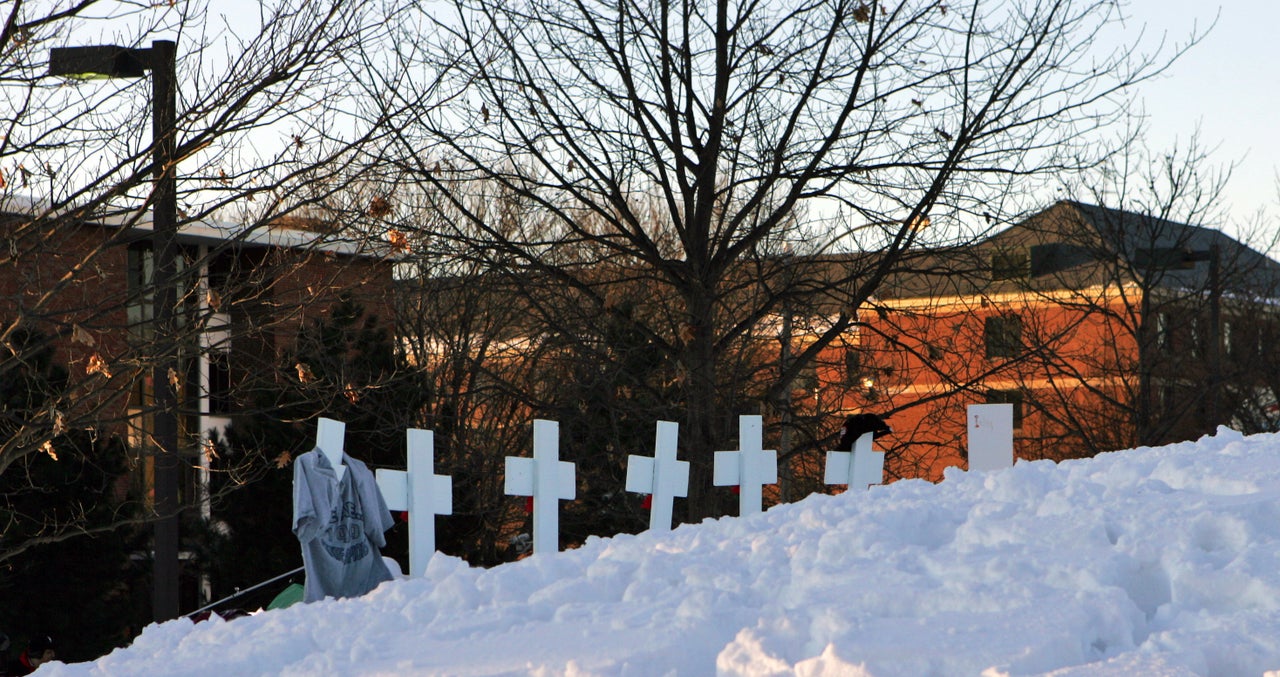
[292, 450, 395, 602]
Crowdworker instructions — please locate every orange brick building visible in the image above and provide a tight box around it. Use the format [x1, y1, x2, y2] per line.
[805, 201, 1280, 482]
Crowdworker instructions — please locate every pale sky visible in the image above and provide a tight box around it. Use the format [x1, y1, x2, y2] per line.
[1121, 1, 1280, 227]
[70, 1, 1278, 236]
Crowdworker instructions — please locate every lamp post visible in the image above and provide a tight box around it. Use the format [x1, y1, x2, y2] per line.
[50, 40, 182, 622]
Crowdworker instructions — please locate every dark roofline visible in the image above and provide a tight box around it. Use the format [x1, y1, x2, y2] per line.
[0, 196, 393, 259]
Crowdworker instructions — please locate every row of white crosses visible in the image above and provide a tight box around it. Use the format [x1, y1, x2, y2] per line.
[345, 403, 1014, 575]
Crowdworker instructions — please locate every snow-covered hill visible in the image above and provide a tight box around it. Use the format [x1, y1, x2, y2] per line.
[44, 428, 1280, 676]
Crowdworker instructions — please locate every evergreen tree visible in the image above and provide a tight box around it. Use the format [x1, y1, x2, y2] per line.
[203, 297, 429, 607]
[0, 329, 147, 661]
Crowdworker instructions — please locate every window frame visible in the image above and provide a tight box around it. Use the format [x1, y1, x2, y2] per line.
[984, 314, 1023, 359]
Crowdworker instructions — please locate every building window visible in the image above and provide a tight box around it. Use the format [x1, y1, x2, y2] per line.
[985, 389, 1024, 428]
[127, 243, 195, 341]
[1029, 242, 1091, 277]
[984, 314, 1022, 359]
[203, 310, 233, 415]
[1155, 312, 1172, 351]
[127, 245, 155, 340]
[797, 365, 819, 393]
[208, 352, 233, 415]
[844, 350, 863, 385]
[991, 249, 1029, 281]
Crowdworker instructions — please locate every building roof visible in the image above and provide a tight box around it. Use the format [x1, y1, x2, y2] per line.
[0, 195, 392, 259]
[1061, 201, 1280, 295]
[1009, 200, 1280, 298]
[867, 201, 1280, 303]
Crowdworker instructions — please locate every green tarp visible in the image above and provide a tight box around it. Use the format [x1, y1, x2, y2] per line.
[266, 583, 304, 610]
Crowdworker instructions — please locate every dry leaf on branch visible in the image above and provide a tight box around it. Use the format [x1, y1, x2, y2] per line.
[86, 354, 111, 378]
[203, 438, 220, 461]
[387, 229, 410, 253]
[71, 324, 96, 347]
[296, 362, 315, 383]
[369, 196, 394, 219]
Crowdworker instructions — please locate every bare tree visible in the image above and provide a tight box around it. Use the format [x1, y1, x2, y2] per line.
[1009, 135, 1280, 453]
[360, 0, 1193, 519]
[393, 185, 557, 562]
[0, 0, 416, 629]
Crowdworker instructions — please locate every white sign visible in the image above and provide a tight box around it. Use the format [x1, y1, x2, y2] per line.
[505, 419, 576, 555]
[315, 417, 346, 482]
[968, 403, 1014, 472]
[824, 432, 885, 490]
[625, 420, 689, 531]
[376, 429, 453, 577]
[713, 415, 777, 516]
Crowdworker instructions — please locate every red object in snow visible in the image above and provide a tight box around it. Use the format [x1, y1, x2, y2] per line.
[397, 511, 409, 523]
[524, 496, 534, 514]
[641, 494, 653, 510]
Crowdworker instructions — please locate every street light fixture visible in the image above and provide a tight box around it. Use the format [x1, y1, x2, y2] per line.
[50, 40, 182, 622]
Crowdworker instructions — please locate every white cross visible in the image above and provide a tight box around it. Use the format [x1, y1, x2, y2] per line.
[824, 432, 885, 491]
[967, 403, 1014, 472]
[712, 415, 777, 516]
[375, 429, 453, 577]
[315, 417, 346, 482]
[505, 419, 576, 555]
[625, 420, 689, 531]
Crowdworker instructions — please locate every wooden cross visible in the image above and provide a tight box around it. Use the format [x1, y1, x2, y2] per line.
[824, 432, 885, 491]
[712, 415, 777, 516]
[625, 420, 689, 531]
[967, 403, 1014, 472]
[375, 429, 453, 577]
[505, 419, 576, 555]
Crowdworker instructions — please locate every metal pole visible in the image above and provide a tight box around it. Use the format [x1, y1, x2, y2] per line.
[1207, 243, 1221, 429]
[149, 39, 182, 623]
[776, 300, 792, 503]
[185, 567, 305, 618]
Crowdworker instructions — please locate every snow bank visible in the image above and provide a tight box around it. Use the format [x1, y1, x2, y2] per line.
[42, 428, 1280, 676]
